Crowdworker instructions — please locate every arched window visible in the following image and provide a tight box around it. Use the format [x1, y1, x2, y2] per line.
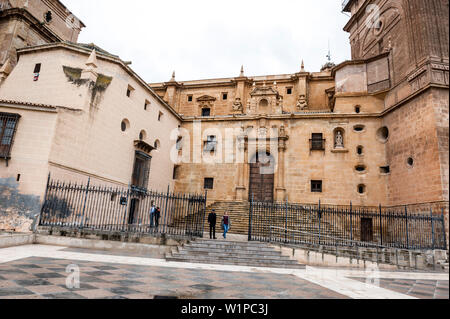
[259, 99, 269, 108]
[154, 139, 161, 150]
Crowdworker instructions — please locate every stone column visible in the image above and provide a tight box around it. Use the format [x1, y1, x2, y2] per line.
[276, 135, 288, 201]
[235, 136, 247, 201]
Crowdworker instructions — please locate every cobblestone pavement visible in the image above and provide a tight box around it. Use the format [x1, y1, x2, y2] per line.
[0, 245, 448, 299]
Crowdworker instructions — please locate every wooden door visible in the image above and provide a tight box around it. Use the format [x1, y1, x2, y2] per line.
[249, 154, 274, 202]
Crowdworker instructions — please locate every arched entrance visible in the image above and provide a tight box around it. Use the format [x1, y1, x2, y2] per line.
[249, 152, 275, 202]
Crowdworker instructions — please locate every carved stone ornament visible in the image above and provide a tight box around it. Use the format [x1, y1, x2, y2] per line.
[197, 95, 216, 108]
[296, 94, 308, 110]
[232, 98, 243, 112]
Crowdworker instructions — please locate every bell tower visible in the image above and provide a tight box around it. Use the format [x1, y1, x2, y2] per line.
[0, 0, 85, 67]
[343, 0, 449, 86]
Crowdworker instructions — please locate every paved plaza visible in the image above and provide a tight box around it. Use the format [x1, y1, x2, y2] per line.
[0, 244, 448, 299]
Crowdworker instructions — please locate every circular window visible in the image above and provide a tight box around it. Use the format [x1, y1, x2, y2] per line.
[44, 11, 53, 23]
[358, 184, 366, 194]
[355, 165, 367, 173]
[407, 157, 414, 167]
[353, 125, 365, 132]
[376, 127, 389, 143]
[121, 119, 130, 132]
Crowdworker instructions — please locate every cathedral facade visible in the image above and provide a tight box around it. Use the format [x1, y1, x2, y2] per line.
[0, 0, 448, 233]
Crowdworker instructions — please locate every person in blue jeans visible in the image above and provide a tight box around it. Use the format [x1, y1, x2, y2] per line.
[149, 201, 156, 228]
[221, 212, 231, 239]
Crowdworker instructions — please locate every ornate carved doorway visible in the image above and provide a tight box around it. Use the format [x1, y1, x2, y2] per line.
[249, 152, 275, 202]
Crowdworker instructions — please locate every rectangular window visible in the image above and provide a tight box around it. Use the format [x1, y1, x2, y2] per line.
[33, 63, 41, 81]
[310, 133, 325, 151]
[34, 63, 41, 73]
[131, 151, 151, 190]
[126, 85, 135, 98]
[286, 87, 292, 95]
[222, 93, 228, 100]
[188, 95, 193, 102]
[380, 166, 390, 174]
[204, 178, 214, 190]
[158, 111, 164, 121]
[202, 108, 211, 117]
[176, 136, 183, 150]
[204, 135, 217, 152]
[173, 165, 180, 180]
[311, 180, 322, 193]
[144, 100, 150, 110]
[0, 113, 20, 159]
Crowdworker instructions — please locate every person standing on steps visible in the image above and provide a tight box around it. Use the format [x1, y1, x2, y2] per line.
[149, 201, 156, 229]
[221, 212, 231, 239]
[208, 209, 217, 239]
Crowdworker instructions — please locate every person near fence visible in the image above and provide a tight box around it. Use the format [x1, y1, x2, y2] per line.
[221, 212, 231, 239]
[208, 209, 217, 239]
[149, 201, 156, 228]
[155, 207, 161, 228]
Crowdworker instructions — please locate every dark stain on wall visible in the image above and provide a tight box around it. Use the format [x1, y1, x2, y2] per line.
[62, 66, 113, 111]
[0, 177, 41, 232]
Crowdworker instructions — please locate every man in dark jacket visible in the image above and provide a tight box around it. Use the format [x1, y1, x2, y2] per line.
[208, 209, 217, 239]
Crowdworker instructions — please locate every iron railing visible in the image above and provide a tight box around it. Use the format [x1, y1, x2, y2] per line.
[248, 200, 447, 251]
[39, 176, 207, 238]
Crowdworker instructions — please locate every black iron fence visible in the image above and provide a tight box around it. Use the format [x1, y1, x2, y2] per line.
[248, 200, 447, 250]
[39, 177, 207, 238]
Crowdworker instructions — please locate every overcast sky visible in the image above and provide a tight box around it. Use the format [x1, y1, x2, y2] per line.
[62, 0, 352, 83]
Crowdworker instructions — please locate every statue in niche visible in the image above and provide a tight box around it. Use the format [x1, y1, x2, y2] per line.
[297, 94, 308, 110]
[232, 98, 243, 112]
[335, 131, 344, 148]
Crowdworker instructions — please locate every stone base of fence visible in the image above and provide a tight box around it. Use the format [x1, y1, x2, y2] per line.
[273, 243, 449, 272]
[36, 226, 191, 247]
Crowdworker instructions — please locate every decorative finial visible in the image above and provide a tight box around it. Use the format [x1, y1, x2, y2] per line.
[301, 60, 305, 72]
[85, 49, 98, 68]
[170, 71, 176, 81]
[240, 65, 244, 77]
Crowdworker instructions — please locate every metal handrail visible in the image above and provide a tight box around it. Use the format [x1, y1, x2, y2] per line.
[269, 226, 389, 250]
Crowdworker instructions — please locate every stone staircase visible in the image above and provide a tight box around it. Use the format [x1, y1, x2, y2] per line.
[165, 238, 305, 269]
[205, 201, 250, 235]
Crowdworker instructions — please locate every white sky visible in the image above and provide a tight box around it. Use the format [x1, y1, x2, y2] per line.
[62, 0, 352, 83]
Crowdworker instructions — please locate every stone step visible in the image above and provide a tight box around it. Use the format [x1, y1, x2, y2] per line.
[166, 256, 305, 269]
[174, 250, 291, 260]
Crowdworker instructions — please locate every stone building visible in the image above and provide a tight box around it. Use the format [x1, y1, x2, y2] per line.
[0, 42, 181, 231]
[0, 0, 448, 234]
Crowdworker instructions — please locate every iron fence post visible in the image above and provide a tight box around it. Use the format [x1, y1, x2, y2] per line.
[318, 200, 321, 245]
[441, 207, 447, 250]
[350, 202, 353, 244]
[405, 206, 409, 249]
[248, 194, 254, 241]
[430, 207, 435, 250]
[35, 173, 51, 231]
[202, 190, 208, 238]
[80, 177, 91, 229]
[121, 183, 130, 232]
[379, 204, 383, 246]
[285, 199, 288, 244]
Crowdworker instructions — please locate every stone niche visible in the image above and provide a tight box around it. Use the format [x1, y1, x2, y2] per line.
[247, 82, 283, 115]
